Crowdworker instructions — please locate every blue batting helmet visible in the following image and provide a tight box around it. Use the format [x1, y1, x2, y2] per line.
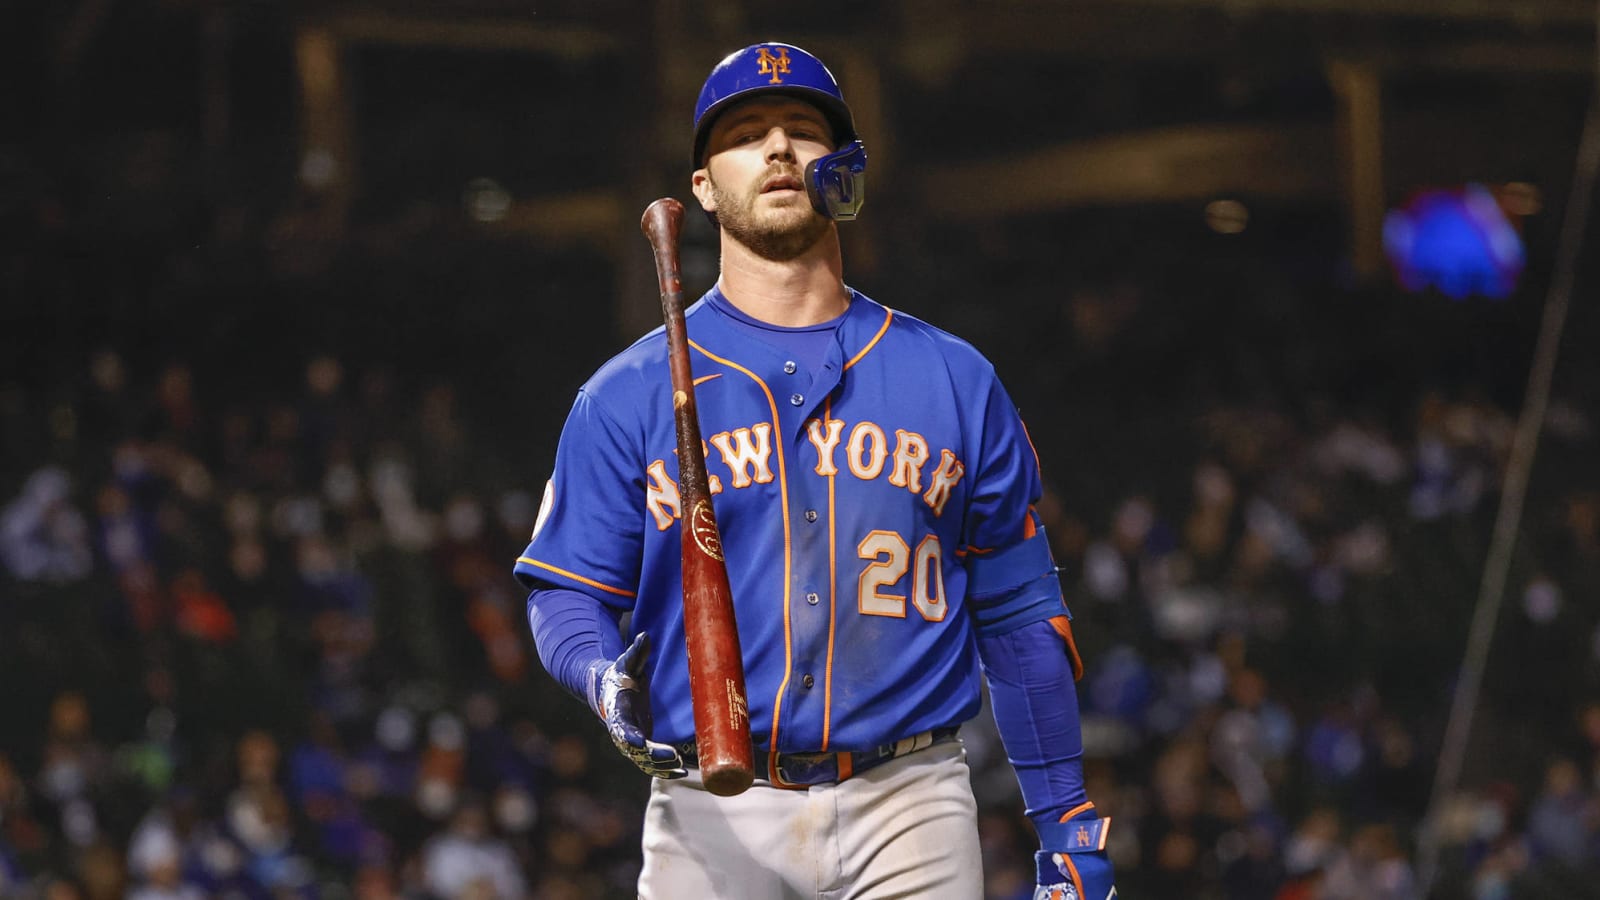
[692, 42, 858, 168]
[692, 42, 867, 221]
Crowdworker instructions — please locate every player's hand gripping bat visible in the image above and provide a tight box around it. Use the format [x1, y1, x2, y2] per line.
[641, 197, 754, 797]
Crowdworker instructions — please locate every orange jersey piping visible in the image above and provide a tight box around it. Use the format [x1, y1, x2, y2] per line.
[1019, 415, 1043, 480]
[843, 307, 893, 371]
[822, 399, 839, 750]
[688, 339, 795, 778]
[516, 558, 636, 598]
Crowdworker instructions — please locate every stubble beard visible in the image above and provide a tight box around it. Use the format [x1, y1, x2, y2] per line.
[710, 170, 833, 262]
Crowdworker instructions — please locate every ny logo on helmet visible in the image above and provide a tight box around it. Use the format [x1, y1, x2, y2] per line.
[756, 47, 790, 84]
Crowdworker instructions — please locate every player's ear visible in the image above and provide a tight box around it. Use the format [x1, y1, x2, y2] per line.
[691, 168, 717, 215]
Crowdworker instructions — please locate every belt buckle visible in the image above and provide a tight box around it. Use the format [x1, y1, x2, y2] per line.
[775, 751, 837, 786]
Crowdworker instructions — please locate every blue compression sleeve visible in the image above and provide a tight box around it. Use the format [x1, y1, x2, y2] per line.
[977, 618, 1088, 828]
[526, 586, 628, 710]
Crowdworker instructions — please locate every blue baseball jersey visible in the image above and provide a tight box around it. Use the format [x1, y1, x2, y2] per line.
[515, 287, 1064, 754]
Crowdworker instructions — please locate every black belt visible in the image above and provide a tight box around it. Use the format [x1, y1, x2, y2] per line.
[678, 727, 960, 788]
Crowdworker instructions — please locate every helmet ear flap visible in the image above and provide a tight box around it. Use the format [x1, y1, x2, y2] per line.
[804, 140, 868, 221]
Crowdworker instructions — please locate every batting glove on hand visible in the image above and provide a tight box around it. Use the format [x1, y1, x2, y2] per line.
[1033, 807, 1117, 900]
[588, 632, 687, 780]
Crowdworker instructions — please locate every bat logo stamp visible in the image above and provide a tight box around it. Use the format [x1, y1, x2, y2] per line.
[727, 680, 748, 729]
[690, 499, 723, 560]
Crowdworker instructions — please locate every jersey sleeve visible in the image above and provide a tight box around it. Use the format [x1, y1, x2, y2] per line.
[513, 388, 644, 610]
[962, 375, 1066, 636]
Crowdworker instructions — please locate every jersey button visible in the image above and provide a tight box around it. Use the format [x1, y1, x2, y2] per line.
[804, 509, 818, 523]
[789, 393, 804, 406]
[805, 592, 820, 605]
[802, 674, 815, 688]
[783, 360, 797, 374]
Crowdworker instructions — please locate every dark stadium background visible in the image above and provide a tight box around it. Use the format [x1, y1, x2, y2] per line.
[2, 2, 1599, 898]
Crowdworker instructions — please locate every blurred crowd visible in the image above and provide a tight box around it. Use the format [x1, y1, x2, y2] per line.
[4, 277, 1598, 899]
[1010, 388, 1600, 900]
[0, 346, 651, 899]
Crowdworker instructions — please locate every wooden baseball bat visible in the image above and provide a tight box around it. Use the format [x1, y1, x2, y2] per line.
[640, 197, 754, 797]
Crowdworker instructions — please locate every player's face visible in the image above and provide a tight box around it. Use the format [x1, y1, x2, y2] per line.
[694, 97, 836, 261]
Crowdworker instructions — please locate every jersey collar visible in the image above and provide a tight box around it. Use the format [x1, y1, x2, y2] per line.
[691, 285, 892, 370]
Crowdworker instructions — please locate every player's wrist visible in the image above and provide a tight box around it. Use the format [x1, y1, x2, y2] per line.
[1035, 806, 1109, 855]
[584, 658, 613, 717]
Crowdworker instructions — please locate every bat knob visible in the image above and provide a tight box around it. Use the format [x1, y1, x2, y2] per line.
[702, 763, 755, 797]
[642, 197, 685, 243]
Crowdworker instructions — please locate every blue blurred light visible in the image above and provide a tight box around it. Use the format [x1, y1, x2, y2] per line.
[1382, 183, 1525, 300]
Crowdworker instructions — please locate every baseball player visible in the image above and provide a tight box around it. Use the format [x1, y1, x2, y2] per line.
[515, 42, 1117, 900]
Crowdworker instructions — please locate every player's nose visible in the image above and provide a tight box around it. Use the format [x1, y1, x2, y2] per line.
[763, 127, 795, 163]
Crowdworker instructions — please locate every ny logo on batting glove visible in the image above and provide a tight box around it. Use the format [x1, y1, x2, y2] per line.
[1033, 807, 1117, 900]
[588, 632, 687, 780]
